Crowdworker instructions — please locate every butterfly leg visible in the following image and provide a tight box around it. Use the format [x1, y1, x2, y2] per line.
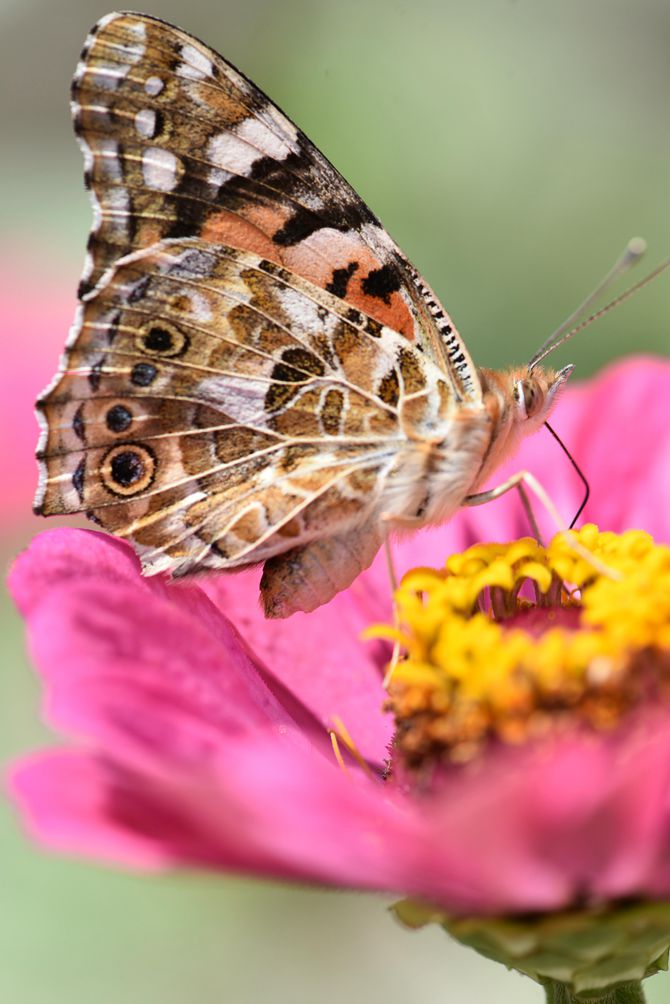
[464, 469, 560, 537]
[464, 471, 618, 580]
[381, 531, 402, 688]
[516, 482, 543, 544]
[465, 475, 543, 543]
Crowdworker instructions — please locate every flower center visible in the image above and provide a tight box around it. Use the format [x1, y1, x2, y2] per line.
[369, 525, 670, 768]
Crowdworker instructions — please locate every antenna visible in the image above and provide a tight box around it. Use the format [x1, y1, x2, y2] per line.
[543, 421, 590, 528]
[528, 238, 670, 371]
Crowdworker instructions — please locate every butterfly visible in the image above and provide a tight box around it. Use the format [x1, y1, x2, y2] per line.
[35, 11, 572, 617]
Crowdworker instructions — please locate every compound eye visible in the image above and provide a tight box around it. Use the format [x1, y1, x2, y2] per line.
[513, 380, 528, 418]
[514, 379, 541, 419]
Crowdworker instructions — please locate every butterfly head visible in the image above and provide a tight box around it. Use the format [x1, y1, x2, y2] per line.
[512, 362, 574, 430]
[473, 363, 573, 489]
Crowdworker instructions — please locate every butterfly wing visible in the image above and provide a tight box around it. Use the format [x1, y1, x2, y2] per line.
[36, 239, 453, 606]
[72, 11, 480, 401]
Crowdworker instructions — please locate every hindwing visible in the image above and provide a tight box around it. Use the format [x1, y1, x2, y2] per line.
[36, 238, 454, 581]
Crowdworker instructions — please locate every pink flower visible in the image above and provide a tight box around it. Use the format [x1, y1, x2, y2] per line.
[0, 261, 75, 528]
[9, 356, 670, 918]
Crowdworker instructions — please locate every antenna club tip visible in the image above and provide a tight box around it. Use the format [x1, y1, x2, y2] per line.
[626, 237, 647, 260]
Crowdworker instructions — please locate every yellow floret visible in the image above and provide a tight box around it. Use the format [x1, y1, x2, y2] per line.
[373, 525, 670, 763]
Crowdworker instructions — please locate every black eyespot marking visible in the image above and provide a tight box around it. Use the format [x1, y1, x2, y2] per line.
[140, 324, 189, 358]
[72, 404, 86, 443]
[131, 363, 157, 387]
[101, 443, 156, 496]
[88, 357, 104, 391]
[72, 457, 86, 502]
[111, 451, 144, 487]
[106, 404, 133, 433]
[144, 326, 173, 352]
[326, 261, 359, 299]
[361, 265, 401, 304]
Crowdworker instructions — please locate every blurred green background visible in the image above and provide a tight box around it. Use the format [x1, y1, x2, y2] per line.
[1, 0, 669, 1001]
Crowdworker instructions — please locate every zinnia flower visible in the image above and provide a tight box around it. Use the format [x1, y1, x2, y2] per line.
[8, 356, 670, 1003]
[0, 262, 75, 530]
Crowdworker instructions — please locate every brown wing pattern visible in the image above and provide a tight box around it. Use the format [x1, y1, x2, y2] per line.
[71, 11, 480, 398]
[36, 238, 453, 582]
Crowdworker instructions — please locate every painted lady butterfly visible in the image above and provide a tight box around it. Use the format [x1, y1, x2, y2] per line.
[35, 12, 572, 617]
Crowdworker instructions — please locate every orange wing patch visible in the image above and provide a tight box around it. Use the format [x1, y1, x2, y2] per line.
[200, 209, 415, 338]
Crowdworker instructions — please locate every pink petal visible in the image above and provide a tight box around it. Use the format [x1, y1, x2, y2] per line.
[200, 570, 394, 765]
[0, 263, 74, 524]
[395, 708, 670, 914]
[9, 752, 173, 869]
[10, 735, 429, 895]
[564, 357, 670, 539]
[9, 530, 328, 757]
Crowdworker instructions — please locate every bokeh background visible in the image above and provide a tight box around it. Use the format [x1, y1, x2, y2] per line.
[2, 0, 669, 1000]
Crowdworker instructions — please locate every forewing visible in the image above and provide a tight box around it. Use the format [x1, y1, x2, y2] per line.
[36, 238, 450, 577]
[72, 11, 480, 399]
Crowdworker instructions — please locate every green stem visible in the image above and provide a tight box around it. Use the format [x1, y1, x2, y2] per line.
[541, 980, 646, 1004]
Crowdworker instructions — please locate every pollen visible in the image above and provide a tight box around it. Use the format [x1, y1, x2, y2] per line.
[368, 526, 670, 767]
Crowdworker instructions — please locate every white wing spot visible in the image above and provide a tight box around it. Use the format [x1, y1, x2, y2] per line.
[207, 165, 233, 191]
[178, 43, 214, 80]
[90, 189, 103, 231]
[102, 186, 131, 220]
[207, 117, 292, 178]
[95, 138, 123, 182]
[207, 131, 259, 177]
[127, 21, 147, 41]
[142, 148, 181, 192]
[114, 42, 145, 65]
[135, 108, 157, 138]
[144, 75, 164, 96]
[236, 116, 293, 160]
[85, 64, 130, 92]
[94, 12, 124, 33]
